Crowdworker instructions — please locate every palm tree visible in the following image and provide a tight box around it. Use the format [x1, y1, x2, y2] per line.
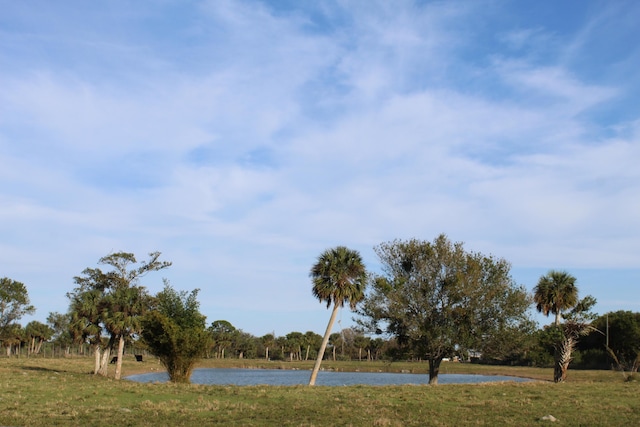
[308, 246, 367, 386]
[533, 270, 578, 326]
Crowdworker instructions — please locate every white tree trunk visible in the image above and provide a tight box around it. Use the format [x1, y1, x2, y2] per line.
[114, 335, 125, 380]
[94, 345, 102, 375]
[98, 346, 111, 376]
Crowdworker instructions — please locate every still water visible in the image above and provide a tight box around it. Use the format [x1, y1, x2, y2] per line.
[127, 368, 531, 386]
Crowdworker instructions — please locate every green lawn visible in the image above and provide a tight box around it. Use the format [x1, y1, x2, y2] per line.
[1, 357, 637, 426]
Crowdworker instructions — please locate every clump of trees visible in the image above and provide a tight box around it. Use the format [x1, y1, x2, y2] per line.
[67, 252, 170, 379]
[0, 277, 35, 355]
[357, 234, 532, 385]
[579, 310, 640, 376]
[4, 241, 638, 387]
[141, 282, 210, 383]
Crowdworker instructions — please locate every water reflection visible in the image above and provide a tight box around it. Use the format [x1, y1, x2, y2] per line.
[127, 368, 531, 386]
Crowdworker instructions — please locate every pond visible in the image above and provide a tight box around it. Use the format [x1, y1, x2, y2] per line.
[127, 368, 531, 386]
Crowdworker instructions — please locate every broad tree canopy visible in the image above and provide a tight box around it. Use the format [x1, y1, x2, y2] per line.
[0, 277, 35, 339]
[357, 234, 531, 384]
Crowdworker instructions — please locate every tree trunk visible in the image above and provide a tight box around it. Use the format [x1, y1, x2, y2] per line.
[428, 358, 442, 385]
[309, 304, 340, 386]
[114, 335, 125, 380]
[305, 345, 310, 361]
[93, 345, 101, 374]
[98, 346, 111, 376]
[265, 346, 269, 361]
[554, 336, 575, 383]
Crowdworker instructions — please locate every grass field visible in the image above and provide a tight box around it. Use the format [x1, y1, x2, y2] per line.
[0, 356, 638, 426]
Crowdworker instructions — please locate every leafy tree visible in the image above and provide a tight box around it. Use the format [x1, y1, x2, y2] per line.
[368, 337, 386, 360]
[585, 311, 640, 373]
[358, 235, 531, 384]
[302, 331, 322, 361]
[309, 246, 367, 385]
[0, 277, 35, 341]
[328, 332, 342, 361]
[285, 331, 304, 361]
[46, 312, 74, 355]
[274, 335, 288, 360]
[234, 331, 257, 359]
[479, 319, 539, 365]
[68, 284, 106, 373]
[24, 321, 53, 355]
[1, 323, 24, 356]
[526, 326, 564, 367]
[68, 252, 170, 379]
[140, 282, 210, 383]
[209, 320, 237, 358]
[534, 270, 579, 326]
[353, 334, 371, 361]
[261, 333, 275, 360]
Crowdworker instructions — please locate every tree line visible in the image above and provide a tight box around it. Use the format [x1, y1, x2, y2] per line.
[1, 234, 639, 384]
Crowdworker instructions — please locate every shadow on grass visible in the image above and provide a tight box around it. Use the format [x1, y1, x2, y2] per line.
[21, 365, 84, 375]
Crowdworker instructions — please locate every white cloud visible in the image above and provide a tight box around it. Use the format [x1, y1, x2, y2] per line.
[1, 0, 639, 334]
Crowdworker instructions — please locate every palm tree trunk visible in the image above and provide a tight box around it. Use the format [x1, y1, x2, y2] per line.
[114, 335, 125, 380]
[309, 303, 340, 386]
[98, 347, 110, 376]
[93, 345, 101, 374]
[554, 335, 575, 383]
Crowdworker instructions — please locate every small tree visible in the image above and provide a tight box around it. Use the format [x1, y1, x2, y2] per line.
[208, 320, 237, 359]
[0, 277, 35, 341]
[140, 282, 210, 383]
[24, 321, 54, 355]
[533, 271, 596, 382]
[261, 333, 275, 360]
[1, 323, 24, 356]
[552, 296, 597, 382]
[46, 312, 74, 355]
[533, 270, 578, 326]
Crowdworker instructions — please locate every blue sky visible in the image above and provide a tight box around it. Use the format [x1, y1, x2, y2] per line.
[1, 0, 639, 337]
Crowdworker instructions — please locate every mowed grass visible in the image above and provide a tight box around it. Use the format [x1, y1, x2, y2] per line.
[0, 357, 638, 426]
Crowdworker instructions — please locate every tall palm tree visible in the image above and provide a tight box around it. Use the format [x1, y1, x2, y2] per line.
[308, 246, 367, 386]
[533, 270, 578, 326]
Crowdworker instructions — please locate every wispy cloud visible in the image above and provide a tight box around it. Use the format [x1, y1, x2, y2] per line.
[1, 0, 639, 334]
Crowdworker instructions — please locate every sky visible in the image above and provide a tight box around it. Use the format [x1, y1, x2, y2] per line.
[1, 0, 639, 337]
